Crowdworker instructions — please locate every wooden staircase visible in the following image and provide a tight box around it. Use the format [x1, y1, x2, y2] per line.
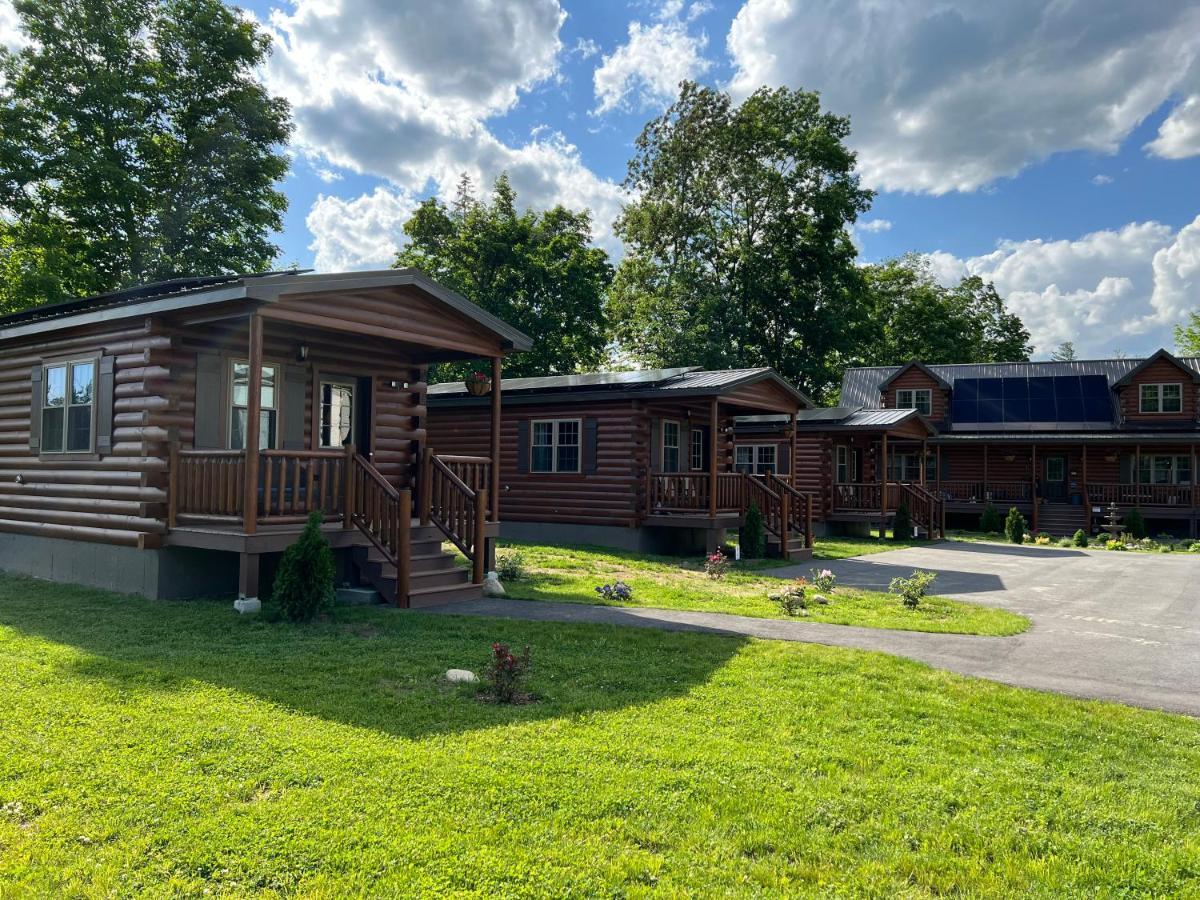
[1035, 503, 1088, 537]
[352, 523, 482, 607]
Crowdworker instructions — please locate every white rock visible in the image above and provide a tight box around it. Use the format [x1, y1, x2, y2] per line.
[483, 571, 505, 597]
[233, 597, 261, 615]
[813, 594, 829, 605]
[445, 668, 477, 683]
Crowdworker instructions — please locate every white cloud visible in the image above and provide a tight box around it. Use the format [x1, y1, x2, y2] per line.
[923, 218, 1200, 358]
[0, 0, 26, 52]
[1092, 174, 1114, 186]
[858, 218, 892, 233]
[572, 37, 600, 60]
[727, 0, 1200, 194]
[306, 187, 417, 271]
[592, 19, 710, 115]
[1146, 94, 1200, 159]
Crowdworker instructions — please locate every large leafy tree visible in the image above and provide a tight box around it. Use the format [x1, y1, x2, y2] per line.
[608, 82, 874, 401]
[396, 174, 612, 380]
[859, 255, 1032, 366]
[1174, 312, 1200, 356]
[0, 0, 291, 310]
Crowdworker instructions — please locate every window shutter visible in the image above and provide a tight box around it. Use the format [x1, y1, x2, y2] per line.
[777, 441, 790, 474]
[28, 365, 41, 451]
[516, 419, 530, 474]
[1119, 453, 1133, 483]
[582, 417, 598, 474]
[194, 352, 224, 449]
[650, 418, 661, 472]
[282, 365, 308, 450]
[95, 355, 115, 455]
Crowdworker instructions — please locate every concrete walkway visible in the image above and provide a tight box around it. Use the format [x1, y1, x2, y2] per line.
[424, 541, 1200, 717]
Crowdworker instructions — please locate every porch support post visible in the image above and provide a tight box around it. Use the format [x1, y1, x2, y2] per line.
[1192, 444, 1198, 538]
[983, 443, 989, 498]
[1083, 444, 1091, 533]
[1031, 444, 1038, 534]
[490, 355, 502, 523]
[920, 439, 927, 486]
[236, 553, 260, 613]
[936, 445, 942, 494]
[1135, 443, 1141, 506]
[790, 411, 798, 487]
[880, 432, 889, 539]
[708, 397, 719, 519]
[243, 313, 263, 538]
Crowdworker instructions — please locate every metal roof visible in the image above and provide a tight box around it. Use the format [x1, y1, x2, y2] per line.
[735, 406, 933, 433]
[427, 367, 699, 396]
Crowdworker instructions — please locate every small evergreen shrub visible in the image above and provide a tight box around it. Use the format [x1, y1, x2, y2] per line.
[272, 510, 335, 623]
[892, 502, 911, 541]
[1072, 528, 1088, 547]
[1004, 507, 1026, 545]
[741, 503, 766, 558]
[495, 550, 527, 582]
[769, 578, 809, 616]
[1034, 533, 1052, 546]
[482, 642, 532, 703]
[703, 549, 730, 580]
[889, 570, 937, 609]
[979, 502, 1003, 533]
[1124, 507, 1147, 539]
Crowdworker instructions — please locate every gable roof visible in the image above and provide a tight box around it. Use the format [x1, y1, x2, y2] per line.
[735, 406, 936, 435]
[877, 360, 952, 392]
[1111, 348, 1200, 387]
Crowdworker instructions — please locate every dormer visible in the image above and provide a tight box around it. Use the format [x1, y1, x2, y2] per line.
[878, 361, 951, 422]
[1111, 349, 1200, 425]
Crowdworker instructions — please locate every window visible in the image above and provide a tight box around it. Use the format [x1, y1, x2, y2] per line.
[41, 359, 95, 453]
[1139, 383, 1183, 414]
[896, 388, 932, 416]
[689, 428, 704, 471]
[887, 452, 927, 482]
[230, 361, 278, 450]
[319, 380, 354, 448]
[661, 420, 681, 473]
[1137, 455, 1193, 485]
[735, 444, 776, 475]
[531, 419, 580, 473]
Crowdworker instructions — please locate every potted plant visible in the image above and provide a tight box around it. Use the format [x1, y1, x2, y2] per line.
[464, 370, 491, 396]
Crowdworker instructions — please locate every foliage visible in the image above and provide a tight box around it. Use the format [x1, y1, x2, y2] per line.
[595, 581, 633, 602]
[980, 502, 1003, 533]
[271, 510, 335, 623]
[892, 502, 912, 541]
[1073, 528, 1089, 548]
[1051, 341, 1078, 361]
[608, 81, 873, 402]
[1106, 540, 1126, 551]
[1035, 534, 1052, 546]
[465, 370, 491, 385]
[0, 0, 291, 311]
[810, 568, 837, 593]
[703, 549, 730, 580]
[889, 570, 938, 610]
[1174, 311, 1200, 356]
[769, 577, 810, 616]
[495, 550, 527, 582]
[741, 503, 766, 559]
[481, 642, 532, 704]
[397, 173, 612, 381]
[1124, 507, 1147, 539]
[1005, 507, 1026, 545]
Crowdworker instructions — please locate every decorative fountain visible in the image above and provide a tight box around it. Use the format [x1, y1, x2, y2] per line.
[1098, 502, 1124, 540]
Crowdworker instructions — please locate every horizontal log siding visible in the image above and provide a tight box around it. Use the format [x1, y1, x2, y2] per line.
[883, 369, 949, 422]
[1117, 358, 1200, 423]
[733, 433, 829, 520]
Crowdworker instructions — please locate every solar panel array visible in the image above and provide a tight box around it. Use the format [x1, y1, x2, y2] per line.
[950, 375, 1112, 427]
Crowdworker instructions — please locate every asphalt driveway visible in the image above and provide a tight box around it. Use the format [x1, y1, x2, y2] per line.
[426, 541, 1200, 716]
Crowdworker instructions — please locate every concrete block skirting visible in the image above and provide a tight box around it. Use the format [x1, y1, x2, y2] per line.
[498, 521, 730, 556]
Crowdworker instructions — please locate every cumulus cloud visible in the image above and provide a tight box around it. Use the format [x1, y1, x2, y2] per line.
[592, 17, 710, 115]
[1092, 174, 1114, 186]
[727, 0, 1200, 193]
[1146, 94, 1200, 159]
[0, 0, 26, 52]
[857, 218, 892, 233]
[924, 218, 1200, 358]
[306, 188, 417, 271]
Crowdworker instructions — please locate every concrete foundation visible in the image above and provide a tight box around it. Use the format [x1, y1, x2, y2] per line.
[498, 520, 727, 556]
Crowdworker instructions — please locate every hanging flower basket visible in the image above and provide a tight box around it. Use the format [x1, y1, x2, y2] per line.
[465, 371, 492, 396]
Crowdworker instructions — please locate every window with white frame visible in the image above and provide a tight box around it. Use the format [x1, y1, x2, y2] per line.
[41, 359, 96, 454]
[1137, 454, 1193, 485]
[689, 428, 704, 471]
[1139, 383, 1183, 414]
[735, 444, 777, 475]
[531, 419, 581, 473]
[661, 420, 681, 473]
[835, 445, 858, 483]
[319, 380, 354, 448]
[896, 388, 932, 416]
[230, 361, 278, 450]
[887, 451, 934, 482]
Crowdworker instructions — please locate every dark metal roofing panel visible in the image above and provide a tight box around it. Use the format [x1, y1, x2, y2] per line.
[735, 406, 927, 431]
[427, 367, 699, 396]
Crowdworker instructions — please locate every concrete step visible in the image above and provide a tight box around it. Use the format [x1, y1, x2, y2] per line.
[335, 585, 382, 605]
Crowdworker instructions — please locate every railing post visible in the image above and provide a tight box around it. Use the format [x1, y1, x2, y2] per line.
[168, 442, 179, 529]
[419, 446, 432, 526]
[397, 489, 412, 607]
[780, 491, 791, 561]
[343, 443, 356, 529]
[805, 492, 814, 548]
[472, 490, 486, 584]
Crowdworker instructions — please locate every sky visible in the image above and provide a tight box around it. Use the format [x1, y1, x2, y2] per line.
[4, 0, 1200, 360]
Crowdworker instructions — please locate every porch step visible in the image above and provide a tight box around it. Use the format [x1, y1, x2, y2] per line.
[407, 581, 486, 608]
[335, 585, 381, 605]
[1035, 504, 1088, 537]
[767, 535, 813, 561]
[352, 541, 479, 608]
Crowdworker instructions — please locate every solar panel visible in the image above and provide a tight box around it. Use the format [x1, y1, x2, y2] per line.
[950, 375, 1113, 429]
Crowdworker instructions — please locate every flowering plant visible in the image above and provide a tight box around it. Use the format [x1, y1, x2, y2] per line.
[483, 642, 532, 703]
[465, 370, 491, 384]
[596, 581, 633, 602]
[810, 568, 836, 593]
[889, 570, 937, 609]
[703, 549, 730, 580]
[769, 577, 809, 616]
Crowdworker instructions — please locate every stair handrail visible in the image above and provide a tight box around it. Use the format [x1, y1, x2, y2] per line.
[895, 481, 943, 539]
[768, 473, 815, 549]
[423, 452, 487, 584]
[744, 474, 785, 543]
[348, 451, 412, 604]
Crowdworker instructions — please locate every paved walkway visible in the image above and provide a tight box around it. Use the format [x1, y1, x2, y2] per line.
[424, 542, 1200, 717]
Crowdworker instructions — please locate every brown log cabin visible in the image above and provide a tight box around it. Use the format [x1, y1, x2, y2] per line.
[0, 269, 531, 609]
[426, 367, 817, 559]
[735, 350, 1200, 538]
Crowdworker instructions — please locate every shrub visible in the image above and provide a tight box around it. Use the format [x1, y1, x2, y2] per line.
[810, 568, 836, 593]
[979, 502, 1003, 533]
[1034, 533, 1052, 545]
[892, 502, 912, 541]
[495, 549, 527, 582]
[740, 503, 766, 558]
[889, 570, 937, 609]
[1124, 507, 1147, 539]
[482, 642, 532, 703]
[704, 549, 731, 580]
[1072, 528, 1088, 548]
[1105, 540, 1125, 551]
[1004, 507, 1026, 545]
[272, 510, 335, 623]
[596, 581, 633, 602]
[1057, 537, 1073, 547]
[769, 577, 809, 616]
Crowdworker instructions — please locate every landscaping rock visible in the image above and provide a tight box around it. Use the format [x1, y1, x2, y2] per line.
[483, 572, 505, 597]
[813, 594, 829, 605]
[445, 668, 478, 683]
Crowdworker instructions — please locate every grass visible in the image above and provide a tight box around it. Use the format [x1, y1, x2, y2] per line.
[496, 543, 1028, 636]
[812, 533, 926, 559]
[0, 576, 1197, 896]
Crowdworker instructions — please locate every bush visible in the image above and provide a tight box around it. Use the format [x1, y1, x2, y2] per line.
[1057, 537, 1073, 547]
[810, 568, 836, 593]
[482, 642, 532, 703]
[1124, 507, 1147, 539]
[769, 578, 809, 616]
[1105, 540, 1125, 551]
[1034, 533, 1052, 546]
[1072, 528, 1088, 547]
[889, 570, 937, 609]
[495, 549, 527, 582]
[741, 503, 766, 558]
[979, 502, 1003, 533]
[1004, 507, 1026, 545]
[703, 549, 730, 580]
[596, 581, 633, 602]
[892, 502, 911, 541]
[272, 510, 335, 623]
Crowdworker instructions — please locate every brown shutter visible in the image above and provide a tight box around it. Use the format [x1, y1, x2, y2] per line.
[194, 352, 224, 449]
[582, 417, 598, 474]
[516, 419, 530, 473]
[282, 365, 308, 450]
[95, 355, 115, 455]
[777, 440, 790, 474]
[28, 365, 41, 451]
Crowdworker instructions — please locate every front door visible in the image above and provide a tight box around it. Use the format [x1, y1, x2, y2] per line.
[1043, 455, 1067, 502]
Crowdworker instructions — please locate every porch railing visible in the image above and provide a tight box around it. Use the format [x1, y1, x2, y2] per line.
[420, 451, 488, 584]
[347, 452, 412, 603]
[436, 454, 494, 521]
[833, 482, 881, 511]
[768, 473, 815, 552]
[1087, 483, 1194, 508]
[937, 480, 1032, 503]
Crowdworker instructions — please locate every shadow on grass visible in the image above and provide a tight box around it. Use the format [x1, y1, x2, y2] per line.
[0, 574, 746, 740]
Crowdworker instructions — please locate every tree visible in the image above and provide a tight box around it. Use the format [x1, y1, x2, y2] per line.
[396, 174, 612, 380]
[1005, 507, 1026, 545]
[1051, 341, 1078, 361]
[858, 255, 1032, 366]
[1174, 312, 1200, 356]
[0, 0, 291, 311]
[608, 82, 874, 402]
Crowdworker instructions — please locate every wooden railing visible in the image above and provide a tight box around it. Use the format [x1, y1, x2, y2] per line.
[260, 449, 347, 523]
[170, 447, 246, 524]
[745, 475, 783, 538]
[421, 451, 486, 584]
[1087, 483, 1194, 508]
[897, 482, 945, 539]
[347, 452, 412, 602]
[715, 472, 746, 511]
[832, 482, 881, 511]
[649, 473, 711, 513]
[437, 454, 494, 520]
[769, 474, 814, 550]
[938, 480, 1031, 503]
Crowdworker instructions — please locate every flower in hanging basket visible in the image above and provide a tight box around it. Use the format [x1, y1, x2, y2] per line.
[464, 370, 492, 395]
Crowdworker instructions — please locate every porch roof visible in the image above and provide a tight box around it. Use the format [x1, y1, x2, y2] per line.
[929, 432, 1200, 444]
[735, 406, 937, 436]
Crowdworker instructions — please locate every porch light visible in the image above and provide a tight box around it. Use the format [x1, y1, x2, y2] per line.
[296, 343, 309, 362]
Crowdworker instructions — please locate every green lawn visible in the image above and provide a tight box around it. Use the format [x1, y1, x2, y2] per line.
[812, 534, 926, 559]
[498, 543, 1028, 636]
[1, 576, 1197, 896]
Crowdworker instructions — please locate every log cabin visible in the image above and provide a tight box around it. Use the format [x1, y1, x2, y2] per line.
[0, 269, 530, 609]
[426, 367, 817, 559]
[736, 349, 1200, 538]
